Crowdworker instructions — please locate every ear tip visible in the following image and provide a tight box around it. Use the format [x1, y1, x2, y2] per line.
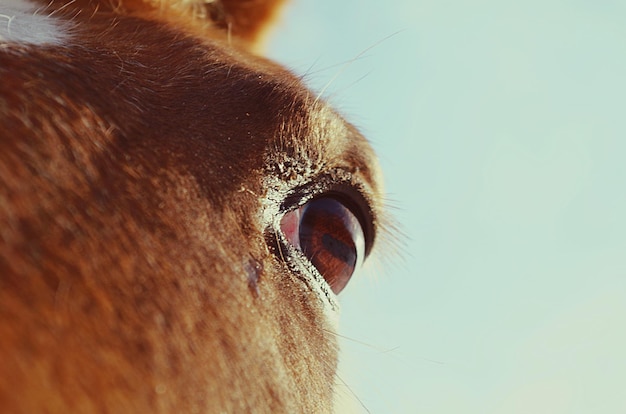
[205, 0, 290, 47]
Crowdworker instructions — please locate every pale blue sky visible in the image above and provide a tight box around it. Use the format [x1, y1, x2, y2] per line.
[269, 1, 626, 412]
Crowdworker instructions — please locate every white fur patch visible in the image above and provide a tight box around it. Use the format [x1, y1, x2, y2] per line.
[0, 0, 67, 46]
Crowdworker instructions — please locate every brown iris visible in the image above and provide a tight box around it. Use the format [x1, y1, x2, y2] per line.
[280, 197, 365, 294]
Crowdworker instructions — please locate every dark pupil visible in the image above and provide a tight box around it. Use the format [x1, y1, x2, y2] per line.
[322, 233, 354, 265]
[298, 198, 357, 294]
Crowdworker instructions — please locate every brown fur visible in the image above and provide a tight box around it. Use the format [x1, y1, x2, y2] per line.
[0, 0, 382, 412]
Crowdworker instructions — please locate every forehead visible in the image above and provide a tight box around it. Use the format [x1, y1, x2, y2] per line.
[1, 0, 382, 215]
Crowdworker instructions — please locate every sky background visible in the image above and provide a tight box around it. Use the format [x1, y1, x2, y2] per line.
[268, 1, 626, 413]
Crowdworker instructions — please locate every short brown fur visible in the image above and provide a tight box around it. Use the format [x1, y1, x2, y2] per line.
[0, 0, 382, 412]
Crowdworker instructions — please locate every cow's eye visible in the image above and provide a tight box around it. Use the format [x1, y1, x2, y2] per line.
[280, 197, 365, 294]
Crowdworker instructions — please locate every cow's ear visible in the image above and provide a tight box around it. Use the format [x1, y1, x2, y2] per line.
[117, 0, 288, 52]
[203, 0, 289, 50]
